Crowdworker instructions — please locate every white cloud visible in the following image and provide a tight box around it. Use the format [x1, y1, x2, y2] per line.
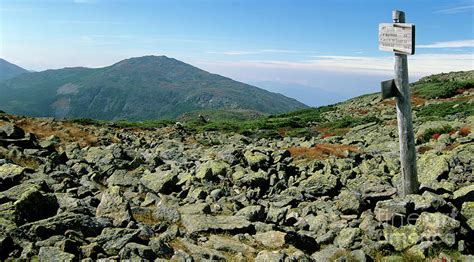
[197, 53, 474, 77]
[435, 4, 474, 14]
[417, 39, 474, 49]
[206, 49, 301, 56]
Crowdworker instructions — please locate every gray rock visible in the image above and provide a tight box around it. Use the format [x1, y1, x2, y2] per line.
[232, 169, 269, 188]
[140, 170, 179, 194]
[244, 150, 270, 170]
[196, 160, 229, 181]
[254, 230, 287, 249]
[119, 242, 156, 260]
[334, 227, 360, 249]
[96, 186, 133, 227]
[255, 250, 286, 262]
[154, 199, 181, 223]
[300, 171, 339, 196]
[0, 163, 25, 191]
[235, 205, 265, 222]
[415, 212, 460, 247]
[14, 187, 58, 225]
[179, 238, 226, 261]
[266, 206, 290, 224]
[205, 235, 256, 256]
[335, 190, 364, 214]
[38, 246, 75, 262]
[453, 184, 474, 203]
[311, 245, 345, 261]
[181, 214, 253, 235]
[383, 224, 420, 251]
[18, 212, 104, 241]
[374, 199, 413, 224]
[96, 228, 141, 255]
[0, 124, 25, 139]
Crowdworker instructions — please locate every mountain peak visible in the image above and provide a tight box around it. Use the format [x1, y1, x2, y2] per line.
[0, 58, 30, 80]
[0, 56, 307, 120]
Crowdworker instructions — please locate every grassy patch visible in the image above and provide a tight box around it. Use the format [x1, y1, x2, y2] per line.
[416, 100, 474, 119]
[417, 125, 454, 144]
[412, 71, 474, 99]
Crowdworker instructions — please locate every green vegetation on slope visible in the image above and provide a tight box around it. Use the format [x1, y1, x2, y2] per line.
[0, 56, 307, 120]
[412, 70, 474, 99]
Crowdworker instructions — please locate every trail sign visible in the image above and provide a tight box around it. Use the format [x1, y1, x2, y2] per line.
[379, 10, 419, 196]
[379, 23, 415, 55]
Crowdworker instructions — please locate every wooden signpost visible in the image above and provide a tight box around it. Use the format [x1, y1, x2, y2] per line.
[379, 10, 419, 196]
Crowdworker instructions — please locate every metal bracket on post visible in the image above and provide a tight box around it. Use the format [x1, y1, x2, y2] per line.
[381, 79, 398, 99]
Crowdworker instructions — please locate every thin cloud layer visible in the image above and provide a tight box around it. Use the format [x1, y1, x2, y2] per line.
[198, 53, 474, 77]
[417, 40, 474, 49]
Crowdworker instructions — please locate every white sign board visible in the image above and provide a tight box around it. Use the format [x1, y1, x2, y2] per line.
[379, 23, 415, 55]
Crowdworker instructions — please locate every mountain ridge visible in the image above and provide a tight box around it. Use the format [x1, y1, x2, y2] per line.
[0, 58, 30, 80]
[0, 56, 307, 120]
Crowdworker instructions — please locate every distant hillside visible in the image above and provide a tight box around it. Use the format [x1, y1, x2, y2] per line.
[0, 56, 307, 120]
[0, 58, 29, 80]
[250, 81, 344, 107]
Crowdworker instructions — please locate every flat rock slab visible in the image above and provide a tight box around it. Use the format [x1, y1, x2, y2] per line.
[181, 214, 253, 235]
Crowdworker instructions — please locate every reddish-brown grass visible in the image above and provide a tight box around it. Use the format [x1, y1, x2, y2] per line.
[459, 125, 471, 137]
[2, 117, 98, 147]
[288, 143, 358, 160]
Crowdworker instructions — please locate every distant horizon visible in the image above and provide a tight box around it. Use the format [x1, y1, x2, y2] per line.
[0, 54, 468, 107]
[1, 0, 473, 103]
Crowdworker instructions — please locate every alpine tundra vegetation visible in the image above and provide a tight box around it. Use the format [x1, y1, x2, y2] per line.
[0, 71, 473, 261]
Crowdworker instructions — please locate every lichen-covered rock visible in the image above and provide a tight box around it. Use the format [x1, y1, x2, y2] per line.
[38, 246, 75, 262]
[204, 235, 257, 256]
[417, 152, 450, 186]
[453, 184, 474, 202]
[255, 250, 286, 262]
[196, 160, 229, 181]
[232, 169, 269, 188]
[14, 187, 58, 225]
[334, 227, 360, 249]
[254, 231, 287, 249]
[96, 186, 133, 227]
[140, 170, 179, 194]
[335, 190, 363, 214]
[374, 199, 413, 224]
[244, 150, 270, 170]
[383, 224, 420, 251]
[235, 205, 265, 222]
[300, 171, 339, 196]
[415, 212, 460, 247]
[0, 163, 25, 191]
[181, 214, 253, 235]
[461, 201, 474, 230]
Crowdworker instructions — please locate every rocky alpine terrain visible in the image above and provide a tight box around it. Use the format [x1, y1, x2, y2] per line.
[0, 71, 473, 261]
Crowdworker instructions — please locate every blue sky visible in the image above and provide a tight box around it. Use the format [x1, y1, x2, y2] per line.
[1, 0, 473, 105]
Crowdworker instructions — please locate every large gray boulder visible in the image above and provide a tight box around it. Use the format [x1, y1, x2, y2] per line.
[96, 186, 133, 227]
[181, 214, 253, 235]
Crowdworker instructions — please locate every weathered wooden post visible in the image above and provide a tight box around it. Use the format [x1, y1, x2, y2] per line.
[379, 10, 419, 196]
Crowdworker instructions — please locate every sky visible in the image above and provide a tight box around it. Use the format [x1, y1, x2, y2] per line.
[1, 0, 473, 105]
